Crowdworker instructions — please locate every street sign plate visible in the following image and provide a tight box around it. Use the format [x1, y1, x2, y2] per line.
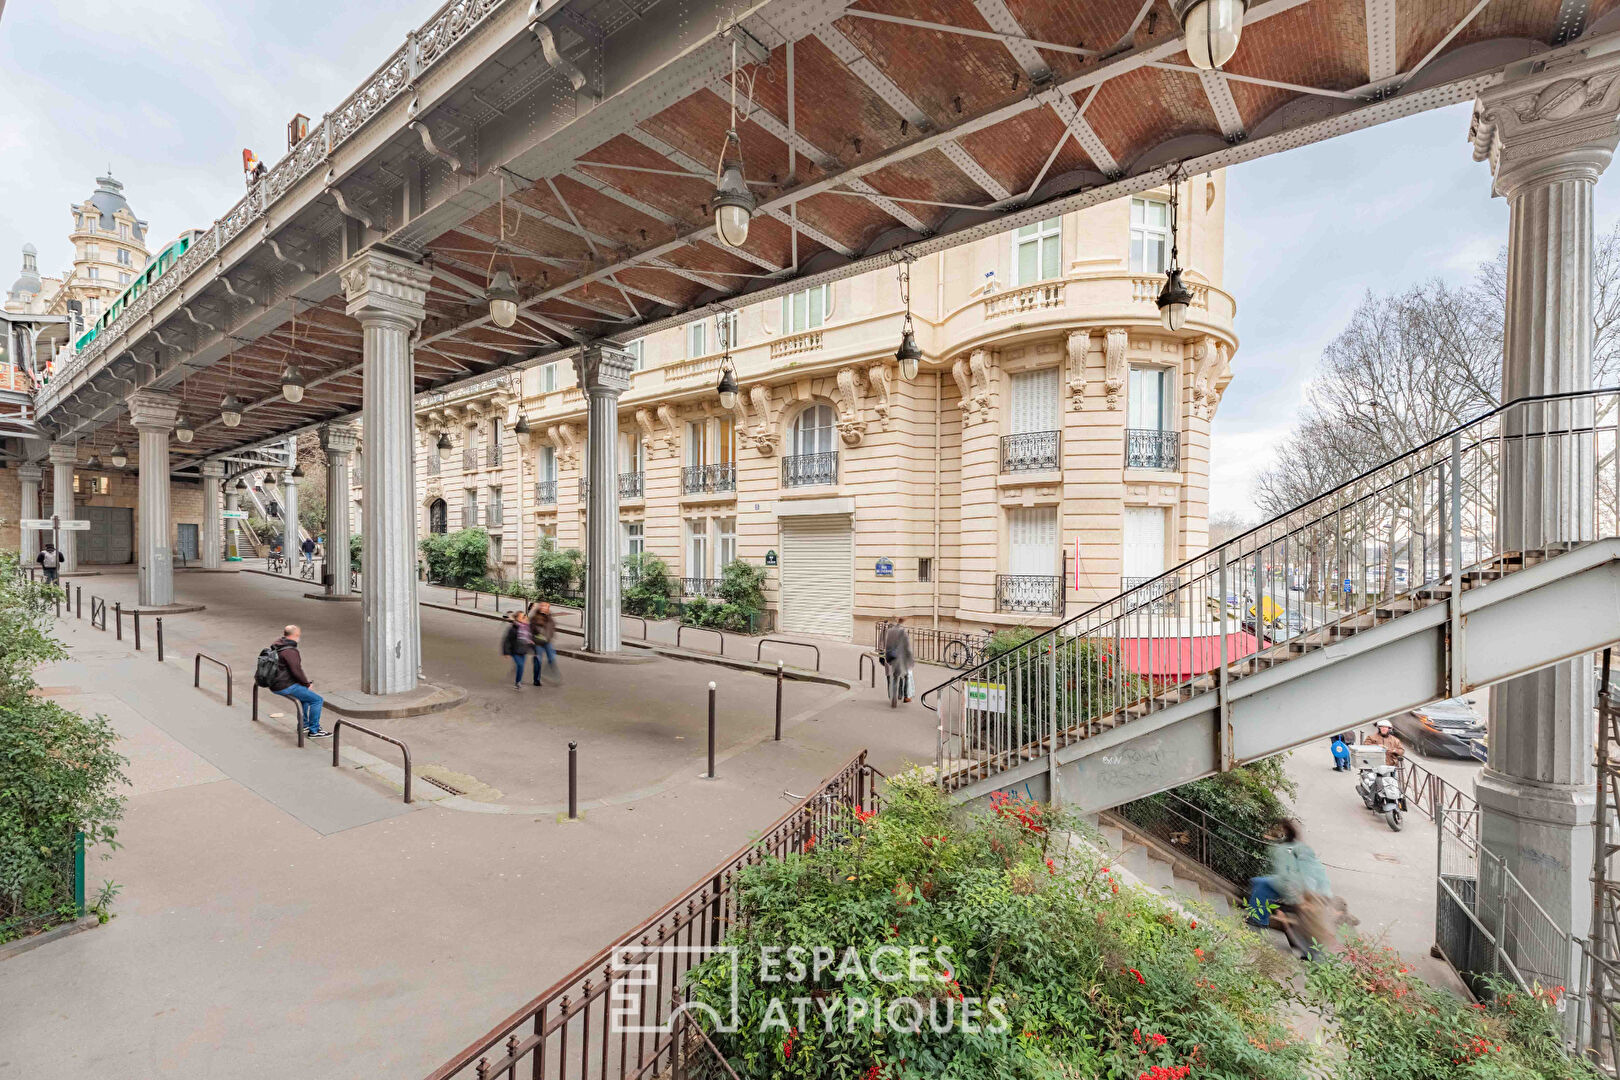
[21, 518, 91, 531]
[221, 510, 249, 520]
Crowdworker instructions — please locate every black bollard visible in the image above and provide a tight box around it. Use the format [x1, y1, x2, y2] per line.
[707, 681, 717, 779]
[55, 591, 61, 618]
[76, 586, 82, 619]
[156, 618, 164, 662]
[115, 602, 122, 641]
[133, 612, 142, 651]
[568, 741, 578, 820]
[775, 661, 784, 741]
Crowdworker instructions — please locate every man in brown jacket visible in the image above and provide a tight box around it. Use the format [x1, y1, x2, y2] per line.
[1364, 718, 1406, 766]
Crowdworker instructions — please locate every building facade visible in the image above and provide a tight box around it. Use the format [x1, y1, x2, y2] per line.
[385, 178, 1236, 643]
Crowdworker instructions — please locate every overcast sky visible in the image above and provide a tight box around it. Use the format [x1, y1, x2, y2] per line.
[6, 4, 1618, 520]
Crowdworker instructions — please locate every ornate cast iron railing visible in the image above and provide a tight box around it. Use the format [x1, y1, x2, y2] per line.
[619, 471, 644, 499]
[461, 448, 477, 471]
[1002, 430, 1061, 472]
[424, 753, 880, 1080]
[1126, 428, 1180, 470]
[681, 576, 722, 598]
[996, 574, 1063, 614]
[874, 622, 991, 670]
[487, 444, 502, 468]
[682, 462, 736, 494]
[781, 451, 837, 488]
[534, 480, 557, 505]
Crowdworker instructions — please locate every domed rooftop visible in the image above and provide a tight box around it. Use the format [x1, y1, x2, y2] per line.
[8, 245, 42, 298]
[81, 174, 146, 243]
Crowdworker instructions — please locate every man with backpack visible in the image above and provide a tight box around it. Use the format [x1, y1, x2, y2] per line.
[256, 624, 328, 738]
[36, 542, 62, 583]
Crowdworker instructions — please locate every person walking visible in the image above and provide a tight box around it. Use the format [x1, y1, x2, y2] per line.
[267, 624, 328, 738]
[300, 535, 317, 567]
[527, 601, 558, 685]
[1246, 819, 1338, 957]
[881, 616, 915, 704]
[501, 610, 532, 690]
[36, 542, 62, 583]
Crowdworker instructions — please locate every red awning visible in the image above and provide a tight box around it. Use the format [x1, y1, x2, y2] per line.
[1119, 633, 1261, 678]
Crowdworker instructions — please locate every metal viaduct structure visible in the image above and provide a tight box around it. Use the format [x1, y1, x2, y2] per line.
[12, 0, 1620, 1064]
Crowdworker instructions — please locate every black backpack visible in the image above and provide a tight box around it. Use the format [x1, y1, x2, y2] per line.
[254, 643, 285, 688]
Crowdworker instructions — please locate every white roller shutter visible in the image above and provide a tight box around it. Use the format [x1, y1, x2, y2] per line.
[1123, 506, 1167, 580]
[1008, 507, 1058, 575]
[779, 515, 854, 639]
[1009, 368, 1060, 434]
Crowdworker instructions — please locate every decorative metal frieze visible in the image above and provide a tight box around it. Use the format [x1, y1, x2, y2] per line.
[781, 450, 838, 488]
[1125, 428, 1180, 471]
[996, 574, 1062, 614]
[1000, 430, 1061, 473]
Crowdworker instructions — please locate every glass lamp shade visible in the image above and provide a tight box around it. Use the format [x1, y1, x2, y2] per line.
[895, 328, 922, 381]
[711, 161, 755, 249]
[220, 394, 244, 428]
[1176, 0, 1246, 70]
[717, 362, 740, 410]
[86, 454, 102, 469]
[1157, 267, 1193, 332]
[487, 270, 520, 328]
[110, 446, 128, 468]
[280, 365, 306, 403]
[513, 413, 531, 436]
[175, 422, 195, 444]
[436, 431, 453, 451]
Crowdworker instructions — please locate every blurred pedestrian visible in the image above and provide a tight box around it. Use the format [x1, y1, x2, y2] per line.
[501, 610, 532, 690]
[527, 601, 559, 685]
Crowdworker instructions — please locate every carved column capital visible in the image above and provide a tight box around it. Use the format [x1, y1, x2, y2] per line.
[574, 341, 635, 396]
[126, 388, 181, 432]
[340, 247, 432, 327]
[1471, 51, 1620, 198]
[320, 422, 361, 457]
[199, 460, 227, 480]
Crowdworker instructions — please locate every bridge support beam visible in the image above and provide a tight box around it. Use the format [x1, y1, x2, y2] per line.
[47, 443, 78, 573]
[577, 342, 635, 653]
[200, 461, 224, 570]
[342, 248, 433, 695]
[17, 462, 42, 566]
[1469, 54, 1620, 968]
[321, 423, 360, 596]
[128, 389, 181, 606]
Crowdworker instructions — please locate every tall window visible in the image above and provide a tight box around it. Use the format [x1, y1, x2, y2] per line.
[1009, 368, 1060, 435]
[489, 486, 504, 526]
[714, 310, 738, 350]
[625, 339, 644, 371]
[1013, 217, 1061, 284]
[620, 428, 644, 473]
[540, 362, 558, 393]
[791, 404, 836, 456]
[538, 444, 557, 481]
[687, 320, 707, 357]
[86, 266, 99, 281]
[84, 242, 99, 262]
[781, 284, 830, 334]
[1128, 367, 1172, 431]
[686, 418, 737, 467]
[686, 520, 709, 578]
[1130, 197, 1171, 273]
[623, 520, 645, 557]
[118, 272, 131, 285]
[717, 517, 736, 569]
[119, 223, 129, 240]
[117, 248, 132, 266]
[430, 433, 442, 472]
[464, 487, 479, 527]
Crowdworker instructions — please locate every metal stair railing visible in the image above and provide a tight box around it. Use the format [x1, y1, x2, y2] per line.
[922, 387, 1620, 795]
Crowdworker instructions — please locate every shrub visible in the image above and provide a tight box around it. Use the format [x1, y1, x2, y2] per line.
[531, 537, 584, 601]
[685, 775, 1312, 1080]
[420, 528, 490, 586]
[717, 560, 768, 611]
[348, 534, 362, 573]
[623, 553, 674, 617]
[0, 553, 127, 942]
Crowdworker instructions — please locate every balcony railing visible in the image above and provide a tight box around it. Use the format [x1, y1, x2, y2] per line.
[1125, 428, 1180, 470]
[488, 503, 504, 527]
[619, 471, 644, 499]
[996, 574, 1063, 615]
[427, 457, 441, 476]
[463, 506, 478, 528]
[1001, 430, 1060, 472]
[579, 478, 589, 499]
[985, 280, 1064, 318]
[487, 445, 502, 468]
[1131, 275, 1209, 310]
[770, 330, 822, 360]
[462, 448, 477, 471]
[1122, 574, 1180, 613]
[781, 450, 838, 488]
[682, 462, 737, 495]
[534, 479, 557, 505]
[681, 576, 722, 598]
[665, 353, 721, 382]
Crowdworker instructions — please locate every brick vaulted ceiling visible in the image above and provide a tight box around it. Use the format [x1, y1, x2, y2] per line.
[77, 0, 1620, 461]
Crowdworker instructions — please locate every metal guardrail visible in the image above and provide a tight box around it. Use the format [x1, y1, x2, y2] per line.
[676, 624, 724, 655]
[1125, 427, 1181, 470]
[425, 752, 877, 1080]
[682, 462, 737, 494]
[1113, 789, 1269, 889]
[755, 638, 820, 671]
[874, 622, 988, 670]
[995, 573, 1063, 614]
[194, 653, 233, 706]
[330, 720, 413, 804]
[1001, 429, 1061, 472]
[781, 450, 838, 488]
[858, 652, 878, 687]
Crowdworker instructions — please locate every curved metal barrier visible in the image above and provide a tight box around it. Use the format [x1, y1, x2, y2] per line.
[620, 613, 648, 638]
[194, 653, 233, 706]
[858, 652, 878, 687]
[331, 720, 413, 804]
[754, 638, 820, 671]
[676, 624, 724, 656]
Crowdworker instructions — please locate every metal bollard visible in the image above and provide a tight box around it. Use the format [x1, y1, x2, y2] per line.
[76, 586, 82, 619]
[568, 741, 578, 820]
[775, 661, 784, 741]
[707, 681, 717, 779]
[55, 590, 62, 618]
[252, 683, 259, 722]
[133, 612, 142, 651]
[156, 618, 164, 662]
[115, 602, 122, 641]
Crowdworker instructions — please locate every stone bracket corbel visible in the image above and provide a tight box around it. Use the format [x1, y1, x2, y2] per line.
[1066, 329, 1091, 410]
[749, 384, 778, 455]
[1103, 328, 1128, 410]
[866, 363, 892, 429]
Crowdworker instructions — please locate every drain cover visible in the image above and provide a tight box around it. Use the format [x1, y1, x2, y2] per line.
[421, 775, 466, 796]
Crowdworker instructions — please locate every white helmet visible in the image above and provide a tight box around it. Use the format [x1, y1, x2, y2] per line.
[1376, 719, 1393, 731]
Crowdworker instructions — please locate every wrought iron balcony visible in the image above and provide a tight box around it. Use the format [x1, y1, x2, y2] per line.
[488, 503, 504, 527]
[579, 477, 588, 499]
[681, 576, 722, 598]
[461, 448, 477, 471]
[1122, 574, 1180, 612]
[1125, 428, 1180, 471]
[463, 505, 478, 528]
[996, 574, 1063, 615]
[534, 479, 557, 505]
[781, 450, 838, 488]
[427, 457, 441, 476]
[619, 471, 644, 499]
[683, 462, 737, 495]
[487, 445, 502, 468]
[1001, 430, 1061, 473]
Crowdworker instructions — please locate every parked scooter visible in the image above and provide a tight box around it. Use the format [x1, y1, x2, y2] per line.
[1351, 745, 1404, 831]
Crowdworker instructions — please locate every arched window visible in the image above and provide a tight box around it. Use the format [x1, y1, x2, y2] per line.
[428, 499, 448, 535]
[791, 404, 836, 457]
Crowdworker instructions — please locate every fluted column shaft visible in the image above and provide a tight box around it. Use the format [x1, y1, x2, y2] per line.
[200, 461, 224, 570]
[128, 389, 180, 606]
[321, 424, 359, 596]
[281, 437, 300, 555]
[47, 443, 78, 572]
[225, 487, 241, 559]
[577, 343, 635, 652]
[17, 463, 42, 565]
[343, 249, 432, 695]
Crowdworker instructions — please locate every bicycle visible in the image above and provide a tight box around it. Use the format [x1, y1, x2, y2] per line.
[299, 560, 317, 581]
[266, 553, 287, 574]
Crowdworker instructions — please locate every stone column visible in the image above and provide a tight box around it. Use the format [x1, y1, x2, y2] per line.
[225, 483, 242, 560]
[321, 423, 360, 596]
[576, 342, 635, 652]
[200, 460, 224, 570]
[1468, 55, 1620, 963]
[281, 437, 300, 556]
[341, 248, 432, 695]
[127, 389, 180, 607]
[46, 443, 78, 572]
[17, 463, 42, 565]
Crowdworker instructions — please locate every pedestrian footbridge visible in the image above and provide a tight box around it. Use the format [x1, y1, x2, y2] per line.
[924, 389, 1620, 814]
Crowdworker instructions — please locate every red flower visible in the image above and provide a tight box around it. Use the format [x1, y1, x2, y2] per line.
[1188, 919, 1197, 930]
[803, 834, 818, 853]
[1193, 948, 1204, 959]
[1046, 857, 1057, 876]
[1126, 967, 1146, 985]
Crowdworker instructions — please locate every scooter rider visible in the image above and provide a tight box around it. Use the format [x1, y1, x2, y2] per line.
[1365, 719, 1406, 766]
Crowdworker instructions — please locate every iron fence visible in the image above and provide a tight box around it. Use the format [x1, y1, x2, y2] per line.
[424, 753, 879, 1080]
[682, 462, 737, 495]
[874, 622, 990, 670]
[1125, 428, 1180, 470]
[781, 450, 837, 488]
[923, 388, 1620, 796]
[996, 574, 1063, 614]
[1113, 789, 1269, 888]
[681, 577, 722, 598]
[0, 827, 84, 942]
[1001, 430, 1061, 473]
[534, 479, 557, 505]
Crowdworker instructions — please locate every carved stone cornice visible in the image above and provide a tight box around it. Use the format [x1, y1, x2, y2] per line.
[1470, 50, 1620, 199]
[832, 367, 867, 444]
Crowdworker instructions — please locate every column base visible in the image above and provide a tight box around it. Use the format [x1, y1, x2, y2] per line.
[120, 602, 208, 615]
[323, 681, 468, 719]
[305, 592, 361, 602]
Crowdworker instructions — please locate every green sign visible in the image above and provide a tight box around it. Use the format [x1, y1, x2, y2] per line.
[765, 550, 778, 567]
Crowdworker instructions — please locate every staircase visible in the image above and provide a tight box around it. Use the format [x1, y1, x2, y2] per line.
[924, 389, 1620, 813]
[1090, 818, 1237, 918]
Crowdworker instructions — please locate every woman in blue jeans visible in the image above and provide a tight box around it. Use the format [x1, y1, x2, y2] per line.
[501, 611, 533, 689]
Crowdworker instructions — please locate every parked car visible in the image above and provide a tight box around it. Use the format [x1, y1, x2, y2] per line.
[1392, 697, 1486, 759]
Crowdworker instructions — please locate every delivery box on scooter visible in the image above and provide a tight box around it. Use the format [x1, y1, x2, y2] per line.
[1350, 745, 1388, 772]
